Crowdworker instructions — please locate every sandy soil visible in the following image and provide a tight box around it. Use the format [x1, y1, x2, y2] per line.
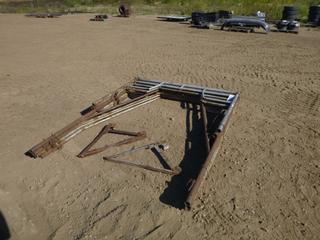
[0, 14, 319, 240]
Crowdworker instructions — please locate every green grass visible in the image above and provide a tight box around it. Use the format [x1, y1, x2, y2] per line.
[1, 0, 319, 20]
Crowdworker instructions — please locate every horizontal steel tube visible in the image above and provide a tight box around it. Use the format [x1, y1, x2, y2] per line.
[160, 86, 231, 98]
[135, 78, 162, 84]
[136, 78, 234, 94]
[159, 92, 228, 108]
[133, 83, 156, 88]
[130, 85, 151, 91]
[133, 81, 158, 87]
[202, 96, 229, 104]
[63, 94, 160, 142]
[132, 86, 233, 101]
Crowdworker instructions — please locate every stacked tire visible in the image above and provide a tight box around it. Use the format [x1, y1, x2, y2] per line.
[191, 10, 232, 26]
[206, 12, 219, 22]
[218, 10, 232, 19]
[191, 11, 206, 25]
[282, 6, 298, 20]
[308, 5, 320, 26]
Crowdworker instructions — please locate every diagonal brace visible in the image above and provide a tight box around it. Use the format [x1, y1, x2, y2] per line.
[77, 123, 146, 158]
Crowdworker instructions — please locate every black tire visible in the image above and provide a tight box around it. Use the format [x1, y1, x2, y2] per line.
[283, 6, 298, 11]
[206, 12, 219, 22]
[282, 6, 298, 20]
[308, 6, 320, 23]
[218, 10, 232, 19]
[309, 5, 320, 12]
[192, 11, 206, 25]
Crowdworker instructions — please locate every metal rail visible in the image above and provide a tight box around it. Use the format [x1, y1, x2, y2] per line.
[129, 77, 236, 109]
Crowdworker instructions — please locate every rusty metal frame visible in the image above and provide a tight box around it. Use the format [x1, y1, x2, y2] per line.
[77, 123, 146, 158]
[25, 77, 239, 209]
[25, 86, 160, 158]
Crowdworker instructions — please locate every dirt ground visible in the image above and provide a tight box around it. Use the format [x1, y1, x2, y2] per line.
[0, 14, 319, 240]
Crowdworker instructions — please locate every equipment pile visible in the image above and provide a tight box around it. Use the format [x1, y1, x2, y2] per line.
[90, 14, 108, 21]
[26, 78, 239, 209]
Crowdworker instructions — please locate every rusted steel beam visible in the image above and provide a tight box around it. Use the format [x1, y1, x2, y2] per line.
[185, 94, 239, 209]
[77, 124, 115, 158]
[26, 89, 159, 158]
[80, 87, 127, 115]
[26, 87, 127, 158]
[62, 94, 159, 142]
[103, 157, 181, 175]
[104, 142, 162, 159]
[77, 124, 146, 158]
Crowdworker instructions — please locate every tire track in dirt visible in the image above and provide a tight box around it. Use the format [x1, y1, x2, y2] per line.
[75, 203, 126, 240]
[279, 90, 320, 116]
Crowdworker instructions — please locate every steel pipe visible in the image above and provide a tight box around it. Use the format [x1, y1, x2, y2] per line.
[185, 94, 239, 209]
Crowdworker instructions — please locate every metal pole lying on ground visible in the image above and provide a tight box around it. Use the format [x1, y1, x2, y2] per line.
[103, 157, 181, 175]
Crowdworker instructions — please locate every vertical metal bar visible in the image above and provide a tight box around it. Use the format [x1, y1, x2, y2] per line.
[200, 103, 210, 155]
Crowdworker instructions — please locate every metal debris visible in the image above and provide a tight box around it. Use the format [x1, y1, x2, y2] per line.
[25, 86, 160, 158]
[77, 123, 146, 158]
[221, 18, 270, 33]
[157, 15, 191, 22]
[26, 78, 239, 209]
[103, 157, 180, 175]
[119, 4, 132, 17]
[103, 142, 181, 176]
[25, 13, 63, 18]
[129, 79, 239, 209]
[274, 20, 300, 33]
[90, 14, 108, 21]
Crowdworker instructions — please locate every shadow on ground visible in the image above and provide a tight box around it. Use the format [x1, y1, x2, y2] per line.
[0, 211, 10, 240]
[159, 103, 208, 209]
